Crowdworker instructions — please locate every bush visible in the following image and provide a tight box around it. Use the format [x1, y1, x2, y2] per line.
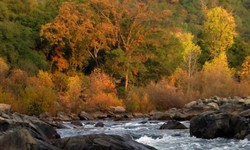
[126, 87, 155, 113]
[86, 93, 123, 112]
[199, 53, 249, 97]
[22, 86, 57, 116]
[145, 80, 186, 110]
[66, 75, 84, 113]
[85, 68, 123, 112]
[0, 57, 9, 78]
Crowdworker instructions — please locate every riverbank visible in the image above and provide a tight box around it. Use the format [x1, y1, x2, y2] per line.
[1, 96, 250, 149]
[0, 111, 156, 150]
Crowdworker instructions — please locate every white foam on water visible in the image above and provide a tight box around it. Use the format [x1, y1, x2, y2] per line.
[136, 134, 250, 150]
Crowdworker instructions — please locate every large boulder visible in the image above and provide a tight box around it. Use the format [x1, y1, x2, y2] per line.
[79, 111, 94, 120]
[55, 112, 72, 121]
[219, 103, 246, 115]
[239, 109, 250, 118]
[39, 112, 53, 122]
[190, 111, 249, 139]
[110, 106, 126, 113]
[0, 128, 59, 150]
[92, 111, 108, 119]
[160, 120, 187, 129]
[0, 113, 60, 141]
[52, 134, 157, 150]
[71, 120, 83, 126]
[0, 112, 61, 150]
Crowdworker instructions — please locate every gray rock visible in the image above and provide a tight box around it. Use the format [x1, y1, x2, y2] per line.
[190, 111, 249, 139]
[110, 106, 126, 113]
[71, 120, 83, 126]
[184, 101, 197, 108]
[52, 134, 157, 150]
[133, 113, 145, 118]
[239, 109, 250, 118]
[95, 122, 104, 127]
[160, 120, 187, 129]
[79, 111, 94, 120]
[56, 112, 71, 121]
[207, 102, 219, 110]
[220, 103, 245, 114]
[0, 128, 59, 150]
[68, 113, 80, 120]
[93, 111, 108, 119]
[39, 112, 53, 122]
[0, 113, 60, 141]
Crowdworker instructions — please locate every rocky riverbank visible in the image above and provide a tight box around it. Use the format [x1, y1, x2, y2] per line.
[150, 96, 250, 121]
[38, 96, 250, 125]
[0, 110, 156, 150]
[1, 96, 250, 149]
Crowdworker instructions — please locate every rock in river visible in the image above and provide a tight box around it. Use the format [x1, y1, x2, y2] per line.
[52, 134, 157, 150]
[160, 120, 188, 130]
[190, 111, 249, 139]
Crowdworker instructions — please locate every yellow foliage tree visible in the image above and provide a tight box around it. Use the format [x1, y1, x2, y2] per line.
[175, 32, 201, 93]
[204, 7, 236, 57]
[67, 75, 83, 113]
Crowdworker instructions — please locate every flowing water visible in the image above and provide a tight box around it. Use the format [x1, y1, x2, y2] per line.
[57, 119, 250, 150]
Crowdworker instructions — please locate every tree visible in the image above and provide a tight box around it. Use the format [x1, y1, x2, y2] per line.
[175, 32, 201, 93]
[41, 0, 166, 91]
[91, 0, 165, 92]
[0, 0, 51, 75]
[40, 1, 117, 72]
[203, 7, 236, 58]
[177, 32, 201, 79]
[227, 37, 250, 69]
[40, 2, 92, 72]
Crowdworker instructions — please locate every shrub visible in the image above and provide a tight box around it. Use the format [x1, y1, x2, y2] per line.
[67, 75, 83, 113]
[86, 93, 123, 112]
[89, 68, 116, 94]
[0, 57, 9, 78]
[145, 79, 186, 110]
[126, 87, 155, 113]
[85, 68, 123, 112]
[21, 86, 58, 116]
[199, 53, 247, 97]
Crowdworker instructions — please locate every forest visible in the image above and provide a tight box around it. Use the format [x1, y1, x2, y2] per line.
[0, 0, 250, 116]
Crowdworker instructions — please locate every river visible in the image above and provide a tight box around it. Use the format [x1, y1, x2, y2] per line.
[57, 119, 250, 150]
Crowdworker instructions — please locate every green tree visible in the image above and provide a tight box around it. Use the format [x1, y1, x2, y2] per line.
[227, 37, 250, 69]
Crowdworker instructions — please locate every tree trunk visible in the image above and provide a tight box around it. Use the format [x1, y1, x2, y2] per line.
[187, 52, 192, 93]
[125, 67, 129, 93]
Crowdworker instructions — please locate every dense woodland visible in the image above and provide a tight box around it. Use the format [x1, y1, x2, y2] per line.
[0, 0, 250, 115]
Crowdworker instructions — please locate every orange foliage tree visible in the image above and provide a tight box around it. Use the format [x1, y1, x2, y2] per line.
[40, 1, 116, 72]
[41, 0, 166, 92]
[91, 0, 165, 91]
[86, 68, 123, 112]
